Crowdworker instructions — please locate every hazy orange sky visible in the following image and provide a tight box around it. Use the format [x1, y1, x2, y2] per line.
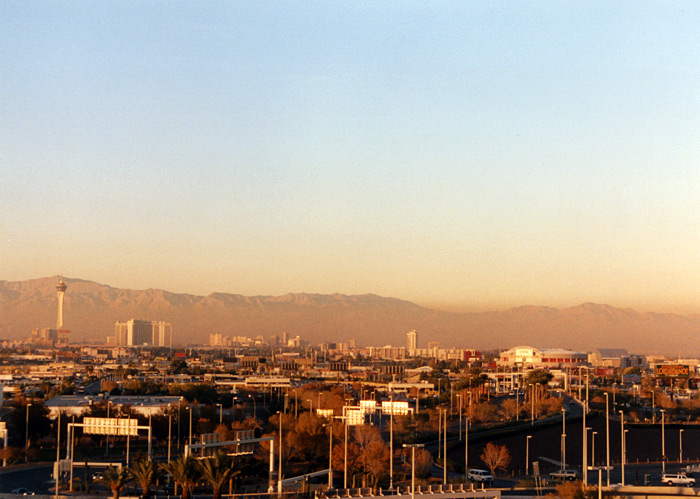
[3, 3, 700, 314]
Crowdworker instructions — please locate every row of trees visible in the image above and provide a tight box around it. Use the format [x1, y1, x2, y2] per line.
[100, 452, 236, 499]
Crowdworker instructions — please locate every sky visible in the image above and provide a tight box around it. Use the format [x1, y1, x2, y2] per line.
[2, 1, 700, 314]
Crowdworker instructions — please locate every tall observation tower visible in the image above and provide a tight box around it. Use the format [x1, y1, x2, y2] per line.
[56, 277, 67, 329]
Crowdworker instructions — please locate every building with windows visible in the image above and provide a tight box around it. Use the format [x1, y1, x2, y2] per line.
[406, 330, 417, 357]
[112, 319, 172, 347]
[498, 345, 587, 369]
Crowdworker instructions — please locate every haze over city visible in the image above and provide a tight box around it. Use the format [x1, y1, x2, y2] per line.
[3, 3, 700, 315]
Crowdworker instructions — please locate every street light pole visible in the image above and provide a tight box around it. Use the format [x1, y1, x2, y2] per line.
[604, 392, 610, 486]
[561, 408, 566, 472]
[390, 392, 394, 489]
[465, 417, 469, 481]
[526, 435, 532, 476]
[457, 394, 462, 441]
[403, 444, 425, 499]
[583, 400, 588, 485]
[25, 402, 31, 461]
[187, 406, 193, 448]
[583, 426, 589, 485]
[680, 429, 684, 464]
[344, 418, 348, 489]
[443, 409, 447, 485]
[168, 406, 172, 464]
[592, 431, 597, 467]
[217, 403, 223, 426]
[325, 424, 333, 489]
[661, 409, 666, 473]
[620, 410, 625, 486]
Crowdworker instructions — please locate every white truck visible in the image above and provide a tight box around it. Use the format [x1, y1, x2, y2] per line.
[661, 473, 695, 486]
[549, 470, 579, 481]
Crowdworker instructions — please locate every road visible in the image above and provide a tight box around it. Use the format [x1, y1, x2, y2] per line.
[0, 464, 54, 495]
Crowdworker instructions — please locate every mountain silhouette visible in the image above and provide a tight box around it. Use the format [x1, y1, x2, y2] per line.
[1, 276, 697, 355]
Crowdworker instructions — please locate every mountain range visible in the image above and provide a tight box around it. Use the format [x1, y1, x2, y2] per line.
[1, 276, 698, 355]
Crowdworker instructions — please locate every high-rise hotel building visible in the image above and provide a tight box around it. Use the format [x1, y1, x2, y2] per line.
[406, 329, 417, 357]
[113, 319, 172, 347]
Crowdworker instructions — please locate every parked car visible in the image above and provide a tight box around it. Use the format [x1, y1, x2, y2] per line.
[468, 469, 493, 483]
[549, 470, 579, 481]
[11, 488, 35, 495]
[662, 473, 695, 486]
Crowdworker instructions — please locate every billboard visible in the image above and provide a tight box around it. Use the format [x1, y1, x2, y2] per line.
[381, 400, 411, 416]
[83, 417, 138, 436]
[655, 365, 690, 378]
[345, 408, 365, 426]
[232, 429, 255, 455]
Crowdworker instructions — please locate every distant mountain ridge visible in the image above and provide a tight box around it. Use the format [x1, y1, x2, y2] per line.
[1, 276, 698, 355]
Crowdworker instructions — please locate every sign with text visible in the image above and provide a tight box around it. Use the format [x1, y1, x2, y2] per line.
[381, 400, 411, 416]
[655, 365, 690, 378]
[84, 417, 138, 436]
[345, 408, 365, 426]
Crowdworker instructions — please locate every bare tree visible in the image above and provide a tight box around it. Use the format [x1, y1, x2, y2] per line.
[499, 399, 520, 420]
[480, 442, 510, 477]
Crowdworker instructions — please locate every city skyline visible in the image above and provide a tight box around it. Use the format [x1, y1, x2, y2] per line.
[3, 3, 700, 314]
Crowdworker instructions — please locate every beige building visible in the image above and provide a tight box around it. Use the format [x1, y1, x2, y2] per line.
[113, 319, 172, 347]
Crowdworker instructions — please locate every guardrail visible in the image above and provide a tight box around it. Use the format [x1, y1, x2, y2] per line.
[326, 484, 500, 499]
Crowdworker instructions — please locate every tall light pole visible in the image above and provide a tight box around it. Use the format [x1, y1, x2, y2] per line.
[54, 410, 61, 499]
[344, 417, 348, 489]
[526, 435, 532, 476]
[604, 392, 610, 486]
[187, 406, 193, 448]
[530, 384, 535, 425]
[277, 411, 283, 496]
[307, 399, 313, 414]
[680, 429, 684, 464]
[443, 409, 447, 485]
[561, 408, 566, 472]
[389, 392, 394, 490]
[457, 394, 462, 441]
[403, 443, 424, 499]
[323, 423, 333, 489]
[25, 402, 31, 461]
[582, 400, 588, 485]
[465, 417, 469, 481]
[620, 410, 625, 486]
[592, 431, 598, 467]
[583, 426, 590, 485]
[217, 403, 223, 426]
[167, 405, 172, 464]
[661, 409, 666, 473]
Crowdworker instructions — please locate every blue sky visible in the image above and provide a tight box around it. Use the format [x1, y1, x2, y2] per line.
[3, 1, 700, 312]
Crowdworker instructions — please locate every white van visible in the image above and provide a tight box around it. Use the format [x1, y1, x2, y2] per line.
[468, 469, 493, 483]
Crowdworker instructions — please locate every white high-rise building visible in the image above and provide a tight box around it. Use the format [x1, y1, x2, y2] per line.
[406, 330, 417, 357]
[114, 319, 172, 347]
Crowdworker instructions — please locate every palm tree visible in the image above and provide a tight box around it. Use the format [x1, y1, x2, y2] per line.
[99, 466, 129, 499]
[129, 457, 159, 499]
[160, 456, 200, 499]
[197, 452, 238, 499]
